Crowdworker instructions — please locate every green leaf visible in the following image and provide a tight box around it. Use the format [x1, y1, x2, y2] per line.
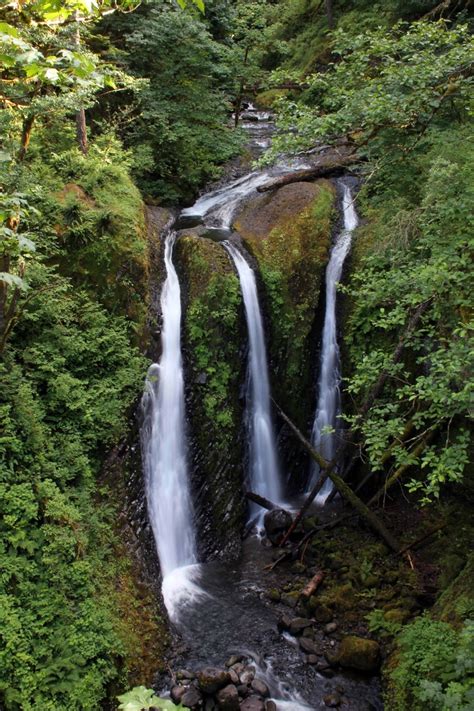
[117, 686, 189, 711]
[0, 272, 29, 290]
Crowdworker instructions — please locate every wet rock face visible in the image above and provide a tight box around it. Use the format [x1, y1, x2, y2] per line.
[176, 235, 246, 560]
[263, 508, 292, 545]
[234, 180, 336, 489]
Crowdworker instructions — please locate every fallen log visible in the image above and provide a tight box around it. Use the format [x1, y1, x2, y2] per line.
[246, 491, 278, 511]
[301, 570, 325, 598]
[256, 155, 359, 193]
[272, 400, 400, 552]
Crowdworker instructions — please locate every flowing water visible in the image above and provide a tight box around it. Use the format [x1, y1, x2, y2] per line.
[224, 242, 282, 521]
[141, 113, 380, 709]
[308, 183, 359, 501]
[140, 231, 203, 622]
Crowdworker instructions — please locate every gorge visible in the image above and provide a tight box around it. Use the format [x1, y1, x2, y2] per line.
[1, 2, 473, 711]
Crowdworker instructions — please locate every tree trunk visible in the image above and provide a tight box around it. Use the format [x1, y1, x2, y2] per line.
[74, 18, 88, 155]
[256, 155, 358, 192]
[18, 114, 35, 161]
[273, 400, 400, 552]
[325, 0, 335, 29]
[76, 108, 88, 155]
[234, 45, 249, 128]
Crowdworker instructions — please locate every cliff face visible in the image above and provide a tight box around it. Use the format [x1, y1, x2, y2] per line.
[176, 234, 247, 559]
[234, 179, 336, 488]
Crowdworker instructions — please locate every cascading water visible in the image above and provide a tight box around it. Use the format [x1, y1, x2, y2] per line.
[308, 182, 359, 502]
[224, 242, 282, 520]
[141, 230, 202, 621]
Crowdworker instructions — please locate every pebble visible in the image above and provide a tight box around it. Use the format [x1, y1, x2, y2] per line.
[323, 692, 341, 707]
[251, 679, 269, 697]
[325, 622, 338, 635]
[299, 637, 318, 655]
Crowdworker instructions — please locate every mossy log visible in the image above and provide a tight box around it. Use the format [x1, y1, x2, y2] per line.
[256, 155, 359, 193]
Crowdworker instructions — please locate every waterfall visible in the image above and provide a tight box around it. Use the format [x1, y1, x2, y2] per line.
[141, 230, 202, 620]
[308, 183, 359, 502]
[224, 242, 282, 520]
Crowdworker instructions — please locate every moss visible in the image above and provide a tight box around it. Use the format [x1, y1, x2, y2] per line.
[54, 169, 148, 330]
[235, 180, 335, 429]
[255, 89, 290, 108]
[176, 235, 246, 555]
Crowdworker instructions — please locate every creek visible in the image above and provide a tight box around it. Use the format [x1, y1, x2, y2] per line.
[140, 105, 382, 710]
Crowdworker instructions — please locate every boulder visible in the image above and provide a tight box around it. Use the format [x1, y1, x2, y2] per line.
[251, 679, 269, 697]
[240, 697, 265, 711]
[288, 617, 313, 635]
[335, 636, 381, 673]
[182, 686, 203, 709]
[216, 684, 240, 711]
[323, 692, 341, 707]
[170, 685, 186, 703]
[198, 667, 231, 694]
[264, 509, 292, 545]
[299, 637, 318, 655]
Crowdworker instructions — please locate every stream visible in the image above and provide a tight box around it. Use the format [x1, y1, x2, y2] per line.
[140, 105, 382, 710]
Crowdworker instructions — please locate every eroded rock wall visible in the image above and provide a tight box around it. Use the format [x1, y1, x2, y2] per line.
[176, 235, 246, 559]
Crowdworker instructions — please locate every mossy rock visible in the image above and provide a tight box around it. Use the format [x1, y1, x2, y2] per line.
[255, 89, 290, 108]
[176, 235, 246, 558]
[54, 171, 148, 332]
[434, 552, 474, 627]
[319, 583, 357, 612]
[334, 636, 381, 673]
[234, 180, 335, 482]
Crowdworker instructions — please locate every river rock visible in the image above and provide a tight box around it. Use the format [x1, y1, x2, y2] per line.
[216, 683, 240, 711]
[198, 667, 231, 694]
[226, 655, 243, 667]
[265, 702, 277, 711]
[325, 622, 338, 635]
[240, 697, 265, 711]
[240, 668, 255, 685]
[313, 604, 333, 623]
[299, 637, 318, 655]
[263, 508, 293, 545]
[229, 669, 240, 685]
[289, 617, 312, 635]
[334, 636, 381, 672]
[277, 614, 292, 632]
[251, 679, 269, 697]
[182, 686, 203, 708]
[306, 654, 318, 665]
[323, 692, 341, 707]
[170, 685, 186, 703]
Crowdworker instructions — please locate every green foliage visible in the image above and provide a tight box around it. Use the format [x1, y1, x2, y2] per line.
[265, 19, 473, 161]
[343, 129, 473, 500]
[103, 2, 242, 202]
[0, 262, 146, 709]
[117, 685, 189, 711]
[367, 608, 403, 638]
[389, 617, 474, 710]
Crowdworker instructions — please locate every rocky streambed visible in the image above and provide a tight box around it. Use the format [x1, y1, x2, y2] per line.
[151, 500, 423, 710]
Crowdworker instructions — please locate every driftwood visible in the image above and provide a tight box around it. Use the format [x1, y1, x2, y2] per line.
[245, 491, 278, 511]
[265, 513, 354, 571]
[272, 400, 400, 552]
[301, 571, 325, 598]
[256, 155, 359, 193]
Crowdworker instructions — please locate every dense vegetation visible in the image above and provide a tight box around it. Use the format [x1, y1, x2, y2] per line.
[1, 0, 473, 709]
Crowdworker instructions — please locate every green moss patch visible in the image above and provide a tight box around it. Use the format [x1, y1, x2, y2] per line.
[176, 236, 246, 551]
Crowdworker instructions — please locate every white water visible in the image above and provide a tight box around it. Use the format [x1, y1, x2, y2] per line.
[309, 183, 359, 501]
[141, 231, 203, 621]
[224, 242, 282, 520]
